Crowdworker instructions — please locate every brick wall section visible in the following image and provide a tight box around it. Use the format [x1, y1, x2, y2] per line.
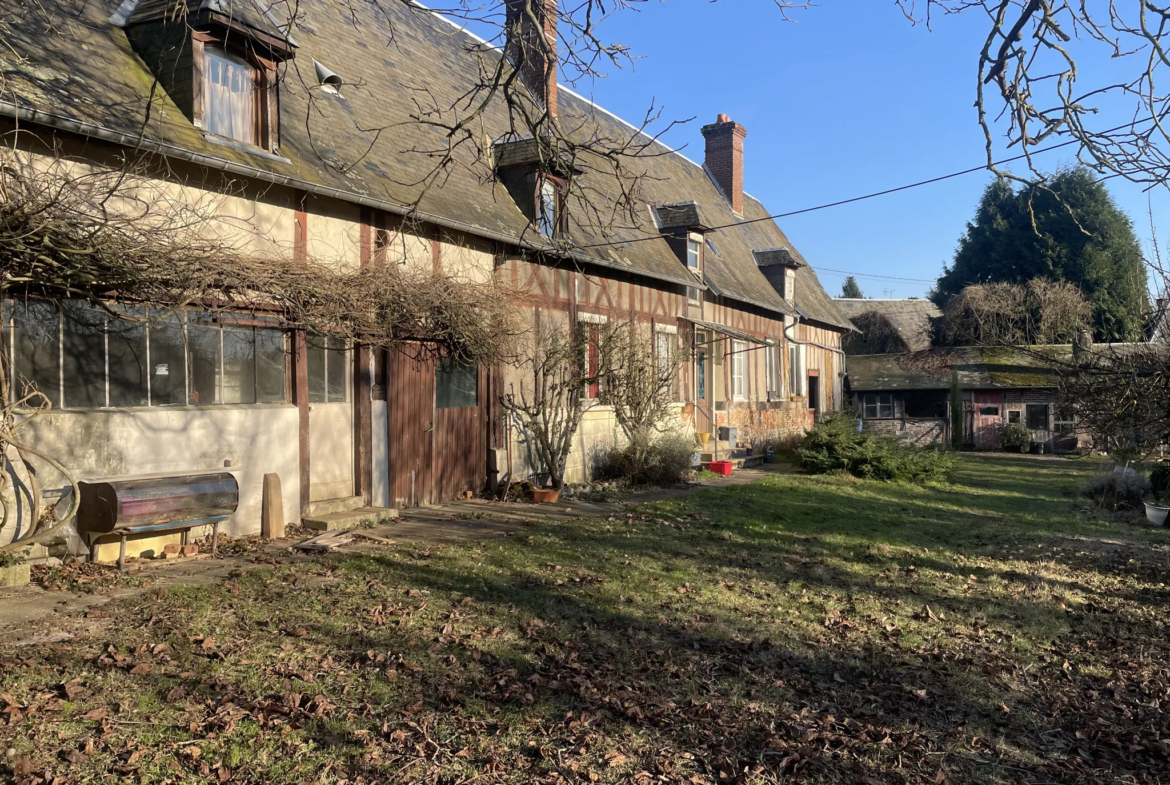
[715, 403, 812, 447]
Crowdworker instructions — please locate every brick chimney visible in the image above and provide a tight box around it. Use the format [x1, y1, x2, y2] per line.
[506, 0, 558, 117]
[702, 114, 747, 214]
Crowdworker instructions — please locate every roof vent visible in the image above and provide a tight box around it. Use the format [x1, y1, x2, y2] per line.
[314, 59, 344, 95]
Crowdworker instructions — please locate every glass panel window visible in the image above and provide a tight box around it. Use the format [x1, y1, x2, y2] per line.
[979, 405, 1000, 416]
[149, 310, 186, 406]
[539, 179, 559, 238]
[1025, 403, 1049, 430]
[222, 325, 257, 405]
[326, 336, 347, 403]
[863, 393, 894, 418]
[61, 301, 107, 409]
[307, 337, 326, 403]
[187, 313, 221, 406]
[686, 238, 701, 269]
[436, 356, 477, 409]
[687, 286, 700, 304]
[788, 343, 806, 397]
[9, 300, 60, 408]
[1008, 409, 1021, 424]
[1054, 408, 1076, 434]
[309, 335, 348, 404]
[255, 328, 286, 403]
[107, 306, 148, 407]
[878, 393, 894, 419]
[204, 47, 255, 144]
[732, 340, 746, 399]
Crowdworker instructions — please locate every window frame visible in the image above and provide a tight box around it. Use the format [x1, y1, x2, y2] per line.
[1008, 409, 1022, 424]
[862, 393, 895, 419]
[731, 340, 747, 401]
[4, 299, 289, 410]
[654, 326, 678, 402]
[695, 331, 708, 401]
[788, 342, 807, 397]
[1025, 403, 1050, 430]
[537, 175, 566, 239]
[194, 34, 280, 153]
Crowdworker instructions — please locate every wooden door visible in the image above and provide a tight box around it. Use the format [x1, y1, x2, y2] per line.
[972, 390, 1005, 450]
[432, 357, 485, 500]
[387, 348, 435, 507]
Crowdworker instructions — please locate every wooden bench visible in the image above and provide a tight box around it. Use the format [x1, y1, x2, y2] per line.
[77, 473, 240, 572]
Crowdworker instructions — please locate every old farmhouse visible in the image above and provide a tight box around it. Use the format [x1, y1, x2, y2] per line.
[0, 0, 851, 560]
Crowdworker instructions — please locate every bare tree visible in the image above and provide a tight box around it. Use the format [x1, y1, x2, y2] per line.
[500, 319, 607, 490]
[599, 321, 683, 442]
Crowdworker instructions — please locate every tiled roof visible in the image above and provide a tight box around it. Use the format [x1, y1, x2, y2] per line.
[0, 0, 848, 324]
[654, 202, 709, 231]
[125, 0, 286, 39]
[835, 298, 941, 353]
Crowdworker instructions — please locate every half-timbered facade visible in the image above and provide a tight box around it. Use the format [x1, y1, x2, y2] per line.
[0, 0, 850, 559]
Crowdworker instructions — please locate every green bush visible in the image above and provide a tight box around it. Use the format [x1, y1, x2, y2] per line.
[1001, 422, 1032, 453]
[797, 412, 955, 483]
[1149, 463, 1170, 501]
[593, 431, 696, 487]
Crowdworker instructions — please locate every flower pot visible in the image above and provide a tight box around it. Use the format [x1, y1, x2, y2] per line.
[1145, 501, 1170, 526]
[696, 432, 712, 447]
[531, 488, 561, 503]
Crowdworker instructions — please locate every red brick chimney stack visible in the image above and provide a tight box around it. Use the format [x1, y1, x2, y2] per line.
[506, 0, 558, 118]
[701, 114, 747, 214]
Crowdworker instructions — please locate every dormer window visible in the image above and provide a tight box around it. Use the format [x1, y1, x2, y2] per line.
[204, 47, 256, 144]
[687, 238, 701, 270]
[493, 136, 577, 242]
[122, 1, 295, 157]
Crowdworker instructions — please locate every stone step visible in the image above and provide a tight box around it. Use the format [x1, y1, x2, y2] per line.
[701, 448, 757, 463]
[303, 507, 399, 531]
[306, 495, 365, 517]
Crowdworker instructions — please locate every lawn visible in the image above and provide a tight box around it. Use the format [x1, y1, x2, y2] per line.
[3, 454, 1170, 784]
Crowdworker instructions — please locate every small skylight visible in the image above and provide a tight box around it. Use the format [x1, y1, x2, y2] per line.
[707, 239, 719, 256]
[314, 59, 344, 96]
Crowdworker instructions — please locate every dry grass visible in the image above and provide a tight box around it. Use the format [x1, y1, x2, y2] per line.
[3, 454, 1169, 784]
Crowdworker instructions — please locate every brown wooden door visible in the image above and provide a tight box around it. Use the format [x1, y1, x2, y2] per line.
[972, 390, 1005, 450]
[387, 348, 435, 507]
[432, 357, 486, 500]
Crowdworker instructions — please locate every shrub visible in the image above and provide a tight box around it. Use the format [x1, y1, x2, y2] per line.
[1150, 463, 1170, 501]
[797, 412, 955, 483]
[1001, 422, 1032, 453]
[593, 431, 695, 487]
[1082, 470, 1151, 511]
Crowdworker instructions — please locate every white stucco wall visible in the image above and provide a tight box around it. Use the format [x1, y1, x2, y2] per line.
[1, 404, 301, 547]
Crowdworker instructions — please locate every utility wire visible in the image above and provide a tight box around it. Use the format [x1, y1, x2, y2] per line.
[578, 119, 1153, 251]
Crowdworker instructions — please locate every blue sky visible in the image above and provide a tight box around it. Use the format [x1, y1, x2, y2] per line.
[541, 0, 1168, 299]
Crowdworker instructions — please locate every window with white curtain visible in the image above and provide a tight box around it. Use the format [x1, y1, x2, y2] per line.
[204, 47, 256, 144]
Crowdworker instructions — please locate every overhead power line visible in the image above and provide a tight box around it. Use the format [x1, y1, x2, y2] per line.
[813, 267, 936, 283]
[579, 119, 1152, 252]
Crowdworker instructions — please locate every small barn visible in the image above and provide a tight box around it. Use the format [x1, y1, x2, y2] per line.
[845, 347, 1082, 453]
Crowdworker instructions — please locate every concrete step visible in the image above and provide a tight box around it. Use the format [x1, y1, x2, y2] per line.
[303, 507, 399, 531]
[702, 454, 765, 472]
[701, 447, 757, 463]
[306, 496, 365, 517]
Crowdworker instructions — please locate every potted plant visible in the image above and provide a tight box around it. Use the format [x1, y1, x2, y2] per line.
[1146, 464, 1170, 526]
[531, 487, 561, 503]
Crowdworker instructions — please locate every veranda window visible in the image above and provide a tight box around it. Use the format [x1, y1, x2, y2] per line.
[4, 300, 286, 409]
[307, 335, 348, 404]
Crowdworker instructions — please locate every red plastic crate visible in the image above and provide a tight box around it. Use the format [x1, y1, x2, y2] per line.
[708, 460, 733, 476]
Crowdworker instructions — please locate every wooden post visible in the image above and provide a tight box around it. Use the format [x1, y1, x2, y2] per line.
[262, 473, 285, 540]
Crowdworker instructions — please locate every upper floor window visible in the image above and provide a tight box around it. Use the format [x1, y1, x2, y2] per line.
[204, 47, 256, 145]
[539, 178, 561, 238]
[687, 238, 701, 269]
